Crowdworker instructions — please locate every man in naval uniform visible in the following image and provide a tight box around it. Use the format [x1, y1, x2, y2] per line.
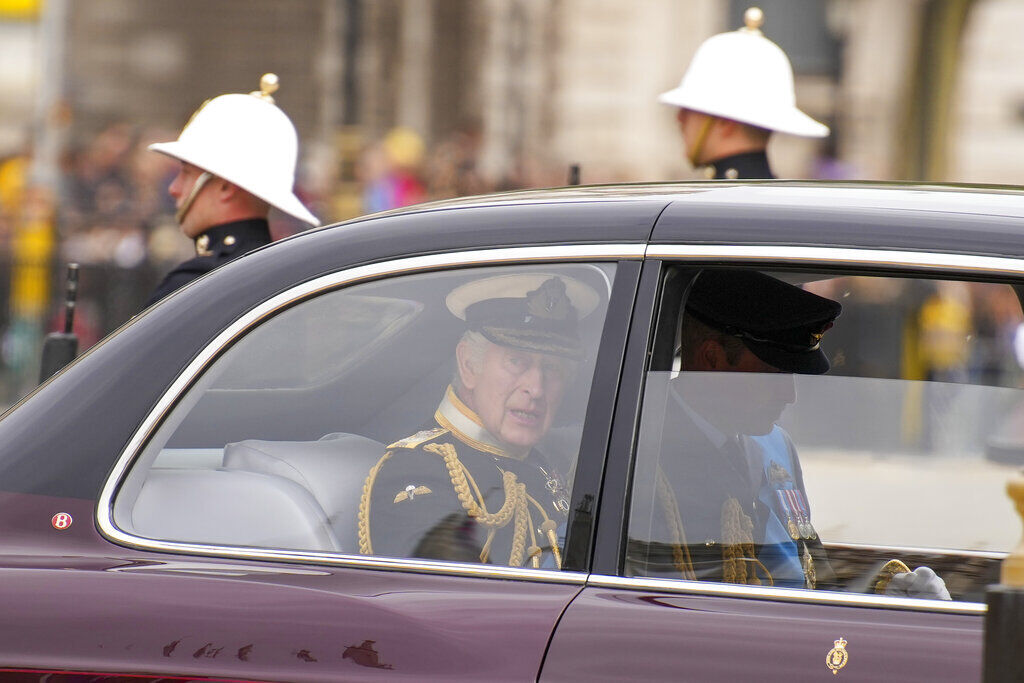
[145, 74, 319, 306]
[358, 274, 599, 569]
[642, 269, 950, 599]
[657, 8, 829, 180]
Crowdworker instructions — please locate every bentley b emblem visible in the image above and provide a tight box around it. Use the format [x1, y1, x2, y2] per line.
[826, 637, 849, 675]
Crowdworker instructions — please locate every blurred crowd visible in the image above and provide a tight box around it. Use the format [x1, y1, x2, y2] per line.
[2, 121, 1024, 407]
[807, 277, 1024, 388]
[0, 118, 522, 401]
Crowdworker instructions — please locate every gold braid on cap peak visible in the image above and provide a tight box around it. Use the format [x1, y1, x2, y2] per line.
[250, 73, 279, 104]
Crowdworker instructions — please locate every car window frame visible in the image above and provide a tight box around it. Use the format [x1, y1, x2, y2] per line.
[591, 244, 1024, 616]
[96, 244, 644, 583]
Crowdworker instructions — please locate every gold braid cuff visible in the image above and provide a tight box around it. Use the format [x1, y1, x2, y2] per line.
[721, 497, 773, 586]
[513, 483, 531, 568]
[655, 467, 696, 581]
[357, 451, 393, 555]
[873, 558, 911, 594]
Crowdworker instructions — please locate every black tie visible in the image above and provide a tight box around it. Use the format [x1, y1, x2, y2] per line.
[722, 435, 753, 496]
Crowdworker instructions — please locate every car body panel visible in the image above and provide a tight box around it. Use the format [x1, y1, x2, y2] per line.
[541, 583, 982, 682]
[0, 182, 1019, 680]
[0, 492, 582, 681]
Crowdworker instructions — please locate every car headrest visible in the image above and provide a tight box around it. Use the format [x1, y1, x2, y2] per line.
[223, 432, 386, 545]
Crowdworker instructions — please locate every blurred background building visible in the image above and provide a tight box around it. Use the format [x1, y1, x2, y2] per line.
[0, 0, 1015, 402]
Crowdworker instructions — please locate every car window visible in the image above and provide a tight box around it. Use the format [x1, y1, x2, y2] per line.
[626, 267, 1021, 602]
[113, 262, 616, 570]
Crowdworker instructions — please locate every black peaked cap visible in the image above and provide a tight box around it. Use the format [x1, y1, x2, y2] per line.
[684, 269, 842, 374]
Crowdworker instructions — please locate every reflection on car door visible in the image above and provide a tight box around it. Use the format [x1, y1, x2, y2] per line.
[540, 583, 982, 681]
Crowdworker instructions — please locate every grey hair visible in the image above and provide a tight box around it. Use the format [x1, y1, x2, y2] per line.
[452, 329, 490, 391]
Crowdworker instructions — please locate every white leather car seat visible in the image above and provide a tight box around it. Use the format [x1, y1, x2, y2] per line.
[131, 468, 341, 552]
[222, 432, 386, 551]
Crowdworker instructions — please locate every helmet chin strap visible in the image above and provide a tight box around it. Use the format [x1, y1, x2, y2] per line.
[687, 115, 718, 168]
[175, 171, 213, 225]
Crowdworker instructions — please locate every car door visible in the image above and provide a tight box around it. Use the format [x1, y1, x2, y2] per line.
[541, 253, 1017, 682]
[0, 243, 646, 680]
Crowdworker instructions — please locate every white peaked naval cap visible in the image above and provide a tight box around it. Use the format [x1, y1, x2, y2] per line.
[658, 8, 829, 138]
[149, 74, 320, 226]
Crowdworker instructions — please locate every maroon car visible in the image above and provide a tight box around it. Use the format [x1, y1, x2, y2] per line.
[0, 182, 1016, 681]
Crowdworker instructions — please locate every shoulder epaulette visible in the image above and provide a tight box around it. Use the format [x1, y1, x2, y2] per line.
[387, 426, 449, 450]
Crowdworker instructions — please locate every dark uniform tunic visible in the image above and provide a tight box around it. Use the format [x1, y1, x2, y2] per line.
[358, 386, 570, 569]
[631, 386, 834, 589]
[707, 150, 774, 180]
[146, 218, 272, 306]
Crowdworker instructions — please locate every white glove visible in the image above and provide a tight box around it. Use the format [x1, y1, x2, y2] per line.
[884, 566, 951, 601]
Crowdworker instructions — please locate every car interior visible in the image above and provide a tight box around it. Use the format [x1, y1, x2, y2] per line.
[113, 263, 614, 557]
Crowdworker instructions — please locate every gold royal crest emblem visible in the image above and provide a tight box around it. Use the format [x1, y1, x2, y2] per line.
[826, 637, 849, 675]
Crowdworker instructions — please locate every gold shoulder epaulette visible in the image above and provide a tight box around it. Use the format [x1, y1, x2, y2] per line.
[387, 426, 449, 450]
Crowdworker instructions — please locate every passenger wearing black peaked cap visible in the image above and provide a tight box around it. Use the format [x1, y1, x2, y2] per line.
[639, 269, 951, 600]
[358, 273, 598, 569]
[682, 268, 840, 375]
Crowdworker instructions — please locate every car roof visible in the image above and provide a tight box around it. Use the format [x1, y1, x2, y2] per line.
[320, 181, 1024, 261]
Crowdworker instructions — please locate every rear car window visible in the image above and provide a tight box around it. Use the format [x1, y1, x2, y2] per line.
[112, 262, 616, 570]
[626, 269, 1022, 602]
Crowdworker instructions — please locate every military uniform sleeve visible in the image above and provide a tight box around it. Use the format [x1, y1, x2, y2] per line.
[146, 256, 217, 306]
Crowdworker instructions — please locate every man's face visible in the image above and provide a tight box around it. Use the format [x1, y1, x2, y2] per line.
[682, 343, 796, 436]
[168, 162, 216, 238]
[458, 341, 571, 451]
[676, 108, 715, 166]
[725, 347, 796, 434]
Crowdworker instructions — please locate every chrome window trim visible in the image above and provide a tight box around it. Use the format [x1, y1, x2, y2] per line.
[96, 244, 643, 579]
[646, 244, 1024, 276]
[587, 574, 986, 615]
[825, 541, 1006, 561]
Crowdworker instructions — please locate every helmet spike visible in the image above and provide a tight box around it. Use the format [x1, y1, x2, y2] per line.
[741, 7, 764, 35]
[250, 73, 279, 104]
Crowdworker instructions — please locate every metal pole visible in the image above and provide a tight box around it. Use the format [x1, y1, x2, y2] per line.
[30, 0, 68, 189]
[983, 472, 1024, 682]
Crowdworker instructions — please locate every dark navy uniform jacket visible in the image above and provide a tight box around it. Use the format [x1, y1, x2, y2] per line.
[146, 218, 272, 306]
[631, 384, 834, 589]
[358, 386, 570, 569]
[708, 150, 774, 180]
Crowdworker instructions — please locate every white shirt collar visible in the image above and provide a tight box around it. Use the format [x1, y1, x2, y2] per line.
[434, 385, 527, 460]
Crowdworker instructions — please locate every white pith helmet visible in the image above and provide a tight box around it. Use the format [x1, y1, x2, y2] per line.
[658, 7, 828, 138]
[149, 74, 319, 226]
